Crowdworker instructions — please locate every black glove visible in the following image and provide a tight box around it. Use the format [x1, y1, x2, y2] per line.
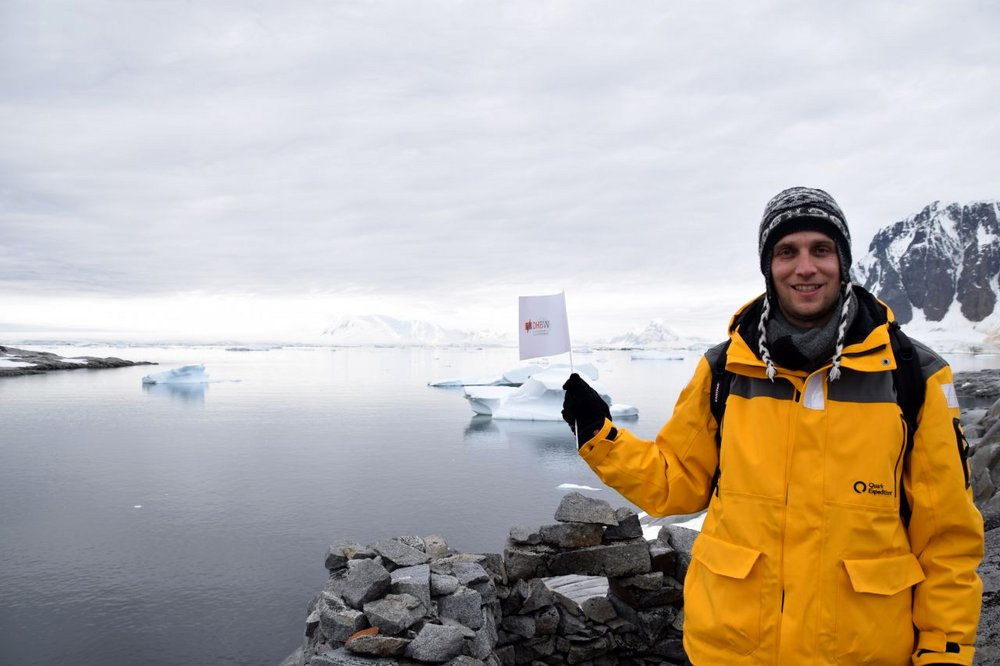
[561, 373, 611, 438]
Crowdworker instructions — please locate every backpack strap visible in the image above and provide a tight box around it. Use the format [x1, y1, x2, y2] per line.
[708, 340, 732, 495]
[888, 321, 925, 527]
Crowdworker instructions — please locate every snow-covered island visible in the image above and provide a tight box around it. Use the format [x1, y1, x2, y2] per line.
[0, 345, 155, 377]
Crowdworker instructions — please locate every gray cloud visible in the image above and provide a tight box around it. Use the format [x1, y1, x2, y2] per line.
[1, 0, 998, 336]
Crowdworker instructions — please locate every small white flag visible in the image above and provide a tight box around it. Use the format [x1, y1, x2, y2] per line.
[518, 292, 572, 361]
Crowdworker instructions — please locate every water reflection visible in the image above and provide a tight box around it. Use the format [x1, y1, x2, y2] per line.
[464, 417, 586, 460]
[141, 382, 207, 404]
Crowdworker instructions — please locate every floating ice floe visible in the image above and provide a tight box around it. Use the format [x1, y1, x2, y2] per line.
[557, 483, 602, 491]
[430, 362, 598, 388]
[464, 368, 638, 421]
[141, 364, 210, 385]
[630, 350, 684, 361]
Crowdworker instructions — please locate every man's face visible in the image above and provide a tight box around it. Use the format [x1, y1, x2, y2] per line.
[770, 230, 842, 329]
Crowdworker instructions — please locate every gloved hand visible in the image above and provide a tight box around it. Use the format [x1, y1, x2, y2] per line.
[561, 373, 612, 439]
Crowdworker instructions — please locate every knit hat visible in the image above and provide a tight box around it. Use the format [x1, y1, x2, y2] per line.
[754, 186, 855, 382]
[758, 186, 851, 284]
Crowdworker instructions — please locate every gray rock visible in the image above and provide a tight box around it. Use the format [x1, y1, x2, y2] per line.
[319, 593, 370, 643]
[500, 614, 536, 639]
[344, 632, 410, 658]
[976, 525, 1000, 664]
[539, 522, 605, 548]
[424, 534, 450, 559]
[554, 492, 618, 526]
[325, 541, 376, 572]
[659, 525, 697, 582]
[437, 586, 485, 629]
[603, 507, 643, 541]
[309, 647, 396, 665]
[556, 604, 589, 635]
[470, 608, 499, 659]
[608, 596, 678, 645]
[564, 635, 615, 663]
[452, 562, 490, 586]
[363, 593, 425, 635]
[446, 657, 487, 666]
[581, 596, 617, 623]
[390, 564, 432, 610]
[509, 525, 541, 545]
[503, 544, 552, 581]
[610, 574, 684, 609]
[517, 579, 553, 614]
[329, 559, 392, 609]
[648, 541, 678, 577]
[405, 623, 466, 662]
[533, 605, 560, 634]
[431, 573, 460, 597]
[373, 538, 431, 569]
[549, 540, 651, 578]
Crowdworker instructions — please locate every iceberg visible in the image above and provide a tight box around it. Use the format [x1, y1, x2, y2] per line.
[430, 362, 597, 388]
[463, 368, 638, 421]
[141, 364, 209, 385]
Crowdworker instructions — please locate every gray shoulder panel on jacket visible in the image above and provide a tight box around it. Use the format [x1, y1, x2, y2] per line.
[703, 340, 730, 368]
[907, 337, 949, 380]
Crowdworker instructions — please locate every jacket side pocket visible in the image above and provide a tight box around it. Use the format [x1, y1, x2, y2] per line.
[685, 533, 763, 656]
[834, 553, 925, 663]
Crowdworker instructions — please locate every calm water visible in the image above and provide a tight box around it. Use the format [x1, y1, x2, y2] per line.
[0, 345, 995, 666]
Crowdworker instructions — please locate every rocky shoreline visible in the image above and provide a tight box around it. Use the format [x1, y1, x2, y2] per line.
[0, 345, 156, 377]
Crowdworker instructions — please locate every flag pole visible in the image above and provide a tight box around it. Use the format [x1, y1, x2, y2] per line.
[563, 291, 579, 447]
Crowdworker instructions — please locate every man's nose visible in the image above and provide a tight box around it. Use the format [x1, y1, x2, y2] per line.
[794, 254, 817, 275]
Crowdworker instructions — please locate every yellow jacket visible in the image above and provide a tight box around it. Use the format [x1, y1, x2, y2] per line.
[579, 293, 983, 665]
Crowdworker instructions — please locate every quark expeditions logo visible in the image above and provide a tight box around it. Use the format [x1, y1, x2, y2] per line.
[523, 319, 551, 335]
[853, 480, 893, 496]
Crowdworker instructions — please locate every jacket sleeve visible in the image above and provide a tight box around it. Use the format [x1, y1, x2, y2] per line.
[577, 355, 719, 517]
[908, 362, 984, 666]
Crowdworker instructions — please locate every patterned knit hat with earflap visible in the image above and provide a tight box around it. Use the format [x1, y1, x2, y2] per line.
[756, 186, 854, 381]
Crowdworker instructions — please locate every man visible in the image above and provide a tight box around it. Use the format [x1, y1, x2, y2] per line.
[561, 187, 983, 665]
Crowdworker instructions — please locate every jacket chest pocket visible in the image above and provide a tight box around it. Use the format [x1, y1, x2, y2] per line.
[824, 404, 906, 508]
[684, 533, 764, 656]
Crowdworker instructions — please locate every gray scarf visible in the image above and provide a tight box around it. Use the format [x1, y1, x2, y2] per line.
[765, 293, 858, 372]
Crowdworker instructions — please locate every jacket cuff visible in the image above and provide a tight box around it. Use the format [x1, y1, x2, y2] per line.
[578, 419, 617, 462]
[912, 634, 974, 666]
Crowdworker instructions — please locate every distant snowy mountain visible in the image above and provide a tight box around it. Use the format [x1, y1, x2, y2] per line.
[322, 315, 511, 347]
[603, 319, 709, 350]
[853, 199, 1000, 350]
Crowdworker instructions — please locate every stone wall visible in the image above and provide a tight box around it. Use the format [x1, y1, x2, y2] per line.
[280, 492, 695, 666]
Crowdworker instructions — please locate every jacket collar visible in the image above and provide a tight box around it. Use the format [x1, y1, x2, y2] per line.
[725, 285, 898, 377]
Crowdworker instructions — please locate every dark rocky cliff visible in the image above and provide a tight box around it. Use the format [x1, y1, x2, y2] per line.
[853, 200, 1000, 324]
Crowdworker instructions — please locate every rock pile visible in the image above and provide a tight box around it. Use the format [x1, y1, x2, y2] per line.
[283, 492, 693, 666]
[958, 370, 1000, 521]
[290, 535, 504, 665]
[500, 492, 687, 665]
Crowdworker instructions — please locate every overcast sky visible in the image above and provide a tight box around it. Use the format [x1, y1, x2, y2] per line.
[1, 0, 998, 343]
